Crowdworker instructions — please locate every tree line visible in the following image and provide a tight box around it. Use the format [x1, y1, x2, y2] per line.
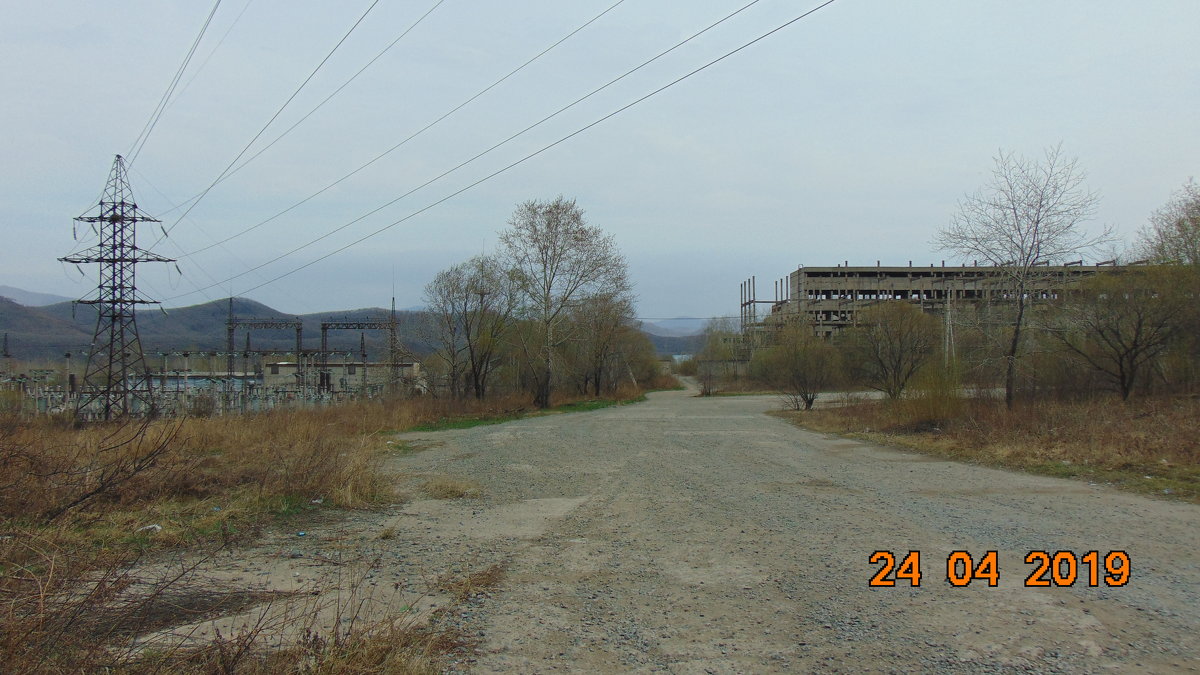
[420, 196, 664, 407]
[692, 148, 1200, 409]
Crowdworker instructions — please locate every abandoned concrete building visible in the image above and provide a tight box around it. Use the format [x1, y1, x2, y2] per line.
[743, 262, 1116, 338]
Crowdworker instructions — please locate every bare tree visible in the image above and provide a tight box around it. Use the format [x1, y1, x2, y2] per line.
[751, 322, 840, 410]
[460, 255, 519, 399]
[565, 292, 637, 396]
[422, 265, 471, 399]
[1048, 268, 1185, 400]
[424, 255, 520, 400]
[695, 318, 737, 396]
[935, 144, 1106, 409]
[849, 302, 938, 400]
[500, 197, 631, 408]
[1137, 178, 1200, 265]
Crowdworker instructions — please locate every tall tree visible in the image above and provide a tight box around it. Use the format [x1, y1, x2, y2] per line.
[849, 302, 938, 400]
[422, 265, 470, 399]
[935, 144, 1107, 409]
[566, 292, 637, 396]
[695, 317, 738, 396]
[1048, 267, 1187, 400]
[500, 197, 631, 408]
[751, 322, 840, 410]
[460, 254, 519, 400]
[1136, 178, 1200, 265]
[424, 254, 520, 400]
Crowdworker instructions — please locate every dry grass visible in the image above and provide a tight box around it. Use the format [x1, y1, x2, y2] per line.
[779, 395, 1200, 502]
[437, 564, 507, 602]
[148, 623, 450, 675]
[0, 393, 544, 531]
[0, 394, 478, 673]
[644, 372, 684, 391]
[422, 476, 483, 500]
[131, 591, 463, 675]
[0, 383, 657, 672]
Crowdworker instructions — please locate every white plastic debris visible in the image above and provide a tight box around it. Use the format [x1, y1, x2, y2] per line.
[136, 524, 162, 533]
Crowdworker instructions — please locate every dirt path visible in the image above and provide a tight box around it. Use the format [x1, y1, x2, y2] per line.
[162, 384, 1199, 672]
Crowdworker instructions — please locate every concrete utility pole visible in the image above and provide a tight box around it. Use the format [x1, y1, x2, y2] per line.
[1, 333, 11, 378]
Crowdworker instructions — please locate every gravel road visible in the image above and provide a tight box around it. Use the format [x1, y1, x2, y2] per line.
[162, 383, 1199, 672]
[379, 383, 1199, 673]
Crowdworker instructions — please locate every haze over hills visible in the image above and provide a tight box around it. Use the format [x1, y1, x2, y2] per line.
[639, 318, 710, 337]
[2, 295, 437, 361]
[0, 285, 73, 307]
[0, 286, 703, 361]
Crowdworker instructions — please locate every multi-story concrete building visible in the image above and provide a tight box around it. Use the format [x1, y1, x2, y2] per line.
[748, 262, 1115, 337]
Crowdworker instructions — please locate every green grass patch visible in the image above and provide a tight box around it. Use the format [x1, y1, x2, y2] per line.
[550, 399, 620, 413]
[409, 413, 522, 432]
[409, 395, 647, 431]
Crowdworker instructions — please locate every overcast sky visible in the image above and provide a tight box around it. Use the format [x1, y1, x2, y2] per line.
[3, 1, 1197, 323]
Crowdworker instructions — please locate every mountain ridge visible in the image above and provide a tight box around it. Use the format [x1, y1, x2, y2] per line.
[0, 285, 74, 307]
[2, 295, 700, 361]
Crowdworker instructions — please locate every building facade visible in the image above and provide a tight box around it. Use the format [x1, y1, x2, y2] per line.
[749, 263, 1114, 337]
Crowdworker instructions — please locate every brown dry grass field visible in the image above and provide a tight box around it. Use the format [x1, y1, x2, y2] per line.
[0, 378, 670, 673]
[776, 394, 1200, 504]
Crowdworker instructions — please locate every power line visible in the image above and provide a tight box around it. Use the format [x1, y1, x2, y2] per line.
[128, 0, 223, 166]
[66, 1, 236, 263]
[157, 0, 383, 241]
[173, 0, 764, 270]
[179, 0, 748, 259]
[635, 316, 739, 322]
[139, 0, 446, 308]
[167, 0, 840, 302]
[169, 0, 256, 105]
[174, 0, 448, 207]
[177, 0, 627, 257]
[129, 166, 280, 308]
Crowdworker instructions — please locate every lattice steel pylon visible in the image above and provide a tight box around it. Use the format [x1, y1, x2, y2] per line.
[60, 155, 175, 420]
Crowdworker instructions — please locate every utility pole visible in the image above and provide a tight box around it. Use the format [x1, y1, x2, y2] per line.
[944, 280, 956, 367]
[389, 297, 400, 389]
[60, 155, 175, 420]
[1, 333, 11, 378]
[360, 332, 368, 394]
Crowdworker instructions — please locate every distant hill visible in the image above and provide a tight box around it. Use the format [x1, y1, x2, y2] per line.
[2, 294, 701, 361]
[5, 297, 438, 361]
[639, 318, 709, 337]
[643, 332, 704, 356]
[0, 297, 92, 359]
[0, 285, 73, 307]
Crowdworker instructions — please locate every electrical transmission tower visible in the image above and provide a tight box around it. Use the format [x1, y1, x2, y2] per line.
[60, 155, 175, 420]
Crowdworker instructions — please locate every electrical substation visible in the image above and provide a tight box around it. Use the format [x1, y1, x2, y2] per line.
[2, 155, 423, 420]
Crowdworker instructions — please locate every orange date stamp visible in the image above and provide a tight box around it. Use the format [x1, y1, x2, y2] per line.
[869, 550, 1131, 588]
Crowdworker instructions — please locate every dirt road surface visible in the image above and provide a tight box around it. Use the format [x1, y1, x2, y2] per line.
[172, 383, 1199, 672]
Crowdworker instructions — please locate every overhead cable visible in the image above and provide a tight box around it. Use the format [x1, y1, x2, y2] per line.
[166, 0, 840, 302]
[131, 0, 439, 308]
[157, 0, 384, 242]
[177, 0, 770, 270]
[128, 0, 224, 166]
[169, 0, 257, 105]
[182, 0, 448, 200]
[179, 0, 626, 257]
